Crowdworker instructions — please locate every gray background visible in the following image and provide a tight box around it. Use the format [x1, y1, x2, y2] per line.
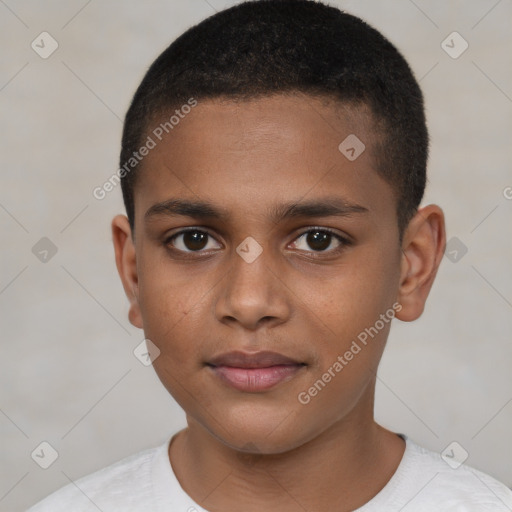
[1, 0, 511, 510]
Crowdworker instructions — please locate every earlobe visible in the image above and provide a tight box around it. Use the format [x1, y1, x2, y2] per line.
[111, 215, 143, 329]
[395, 205, 446, 322]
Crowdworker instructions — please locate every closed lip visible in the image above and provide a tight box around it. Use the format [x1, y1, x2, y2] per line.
[207, 350, 305, 369]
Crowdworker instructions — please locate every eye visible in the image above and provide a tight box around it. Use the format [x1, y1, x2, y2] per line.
[165, 228, 221, 253]
[290, 228, 350, 254]
[164, 226, 351, 257]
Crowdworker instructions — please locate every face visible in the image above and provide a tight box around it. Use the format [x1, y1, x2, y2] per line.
[118, 94, 407, 453]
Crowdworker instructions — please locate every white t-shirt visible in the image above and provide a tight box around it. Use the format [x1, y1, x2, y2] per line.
[28, 433, 512, 511]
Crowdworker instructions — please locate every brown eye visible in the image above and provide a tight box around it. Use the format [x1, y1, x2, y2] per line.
[166, 229, 221, 252]
[291, 228, 349, 253]
[305, 230, 331, 251]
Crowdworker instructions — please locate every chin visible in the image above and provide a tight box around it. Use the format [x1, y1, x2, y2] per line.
[198, 401, 319, 455]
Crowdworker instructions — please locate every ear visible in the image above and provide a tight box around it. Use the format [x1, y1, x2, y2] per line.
[396, 204, 446, 322]
[111, 215, 143, 329]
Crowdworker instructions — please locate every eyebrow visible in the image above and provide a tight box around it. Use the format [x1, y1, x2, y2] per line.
[144, 196, 369, 224]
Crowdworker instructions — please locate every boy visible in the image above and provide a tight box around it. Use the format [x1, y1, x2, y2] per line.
[29, 0, 512, 510]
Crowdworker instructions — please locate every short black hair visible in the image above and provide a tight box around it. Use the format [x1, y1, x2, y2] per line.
[120, 0, 427, 239]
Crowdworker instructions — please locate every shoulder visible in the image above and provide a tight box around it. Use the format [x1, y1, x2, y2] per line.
[27, 443, 164, 512]
[394, 437, 512, 511]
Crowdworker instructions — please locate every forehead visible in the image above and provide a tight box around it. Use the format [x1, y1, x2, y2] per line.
[134, 94, 395, 228]
[146, 94, 375, 155]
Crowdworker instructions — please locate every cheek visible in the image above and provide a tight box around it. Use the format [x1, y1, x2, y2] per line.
[136, 266, 202, 360]
[142, 286, 212, 409]
[292, 244, 401, 412]
[136, 245, 205, 324]
[296, 250, 399, 340]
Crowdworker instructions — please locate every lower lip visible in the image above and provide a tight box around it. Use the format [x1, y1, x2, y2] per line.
[209, 364, 304, 392]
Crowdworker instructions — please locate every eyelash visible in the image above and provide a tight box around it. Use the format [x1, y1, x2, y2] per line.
[163, 226, 352, 258]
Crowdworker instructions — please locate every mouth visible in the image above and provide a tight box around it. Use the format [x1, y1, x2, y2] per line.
[206, 351, 307, 392]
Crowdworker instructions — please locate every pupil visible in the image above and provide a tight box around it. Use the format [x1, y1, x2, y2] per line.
[307, 231, 330, 251]
[185, 231, 207, 251]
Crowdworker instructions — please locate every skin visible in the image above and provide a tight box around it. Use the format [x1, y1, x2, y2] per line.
[112, 93, 445, 511]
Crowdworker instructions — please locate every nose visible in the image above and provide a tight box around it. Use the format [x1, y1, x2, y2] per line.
[214, 243, 292, 331]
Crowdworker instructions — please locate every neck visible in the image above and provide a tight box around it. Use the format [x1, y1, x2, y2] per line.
[169, 390, 405, 511]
